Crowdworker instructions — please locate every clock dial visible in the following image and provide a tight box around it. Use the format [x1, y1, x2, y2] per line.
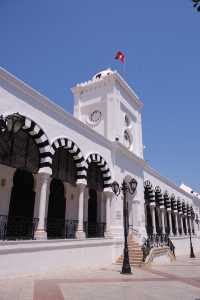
[90, 110, 102, 123]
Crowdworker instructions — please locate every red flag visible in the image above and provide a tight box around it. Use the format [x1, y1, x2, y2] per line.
[115, 51, 125, 63]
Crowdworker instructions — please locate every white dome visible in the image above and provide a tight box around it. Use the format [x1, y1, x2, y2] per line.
[92, 68, 113, 80]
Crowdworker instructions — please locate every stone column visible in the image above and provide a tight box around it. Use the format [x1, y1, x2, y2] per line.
[75, 183, 86, 239]
[104, 191, 113, 238]
[35, 173, 50, 240]
[150, 205, 156, 234]
[168, 210, 173, 236]
[180, 214, 184, 235]
[161, 208, 166, 234]
[174, 211, 179, 236]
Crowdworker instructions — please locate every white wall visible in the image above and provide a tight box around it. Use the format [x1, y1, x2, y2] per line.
[0, 239, 123, 278]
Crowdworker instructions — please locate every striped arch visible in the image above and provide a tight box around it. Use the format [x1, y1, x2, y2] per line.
[144, 180, 155, 205]
[155, 186, 164, 208]
[50, 137, 86, 183]
[22, 116, 51, 173]
[86, 153, 112, 189]
[164, 191, 171, 210]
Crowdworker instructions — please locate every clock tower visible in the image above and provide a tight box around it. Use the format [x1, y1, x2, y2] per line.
[71, 69, 144, 159]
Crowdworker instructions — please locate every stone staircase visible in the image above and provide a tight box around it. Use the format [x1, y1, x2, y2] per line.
[144, 246, 175, 265]
[116, 235, 143, 267]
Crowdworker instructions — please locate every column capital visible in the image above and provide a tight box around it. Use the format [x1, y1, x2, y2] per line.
[76, 182, 86, 191]
[37, 172, 50, 182]
[76, 178, 87, 185]
[38, 168, 52, 176]
[103, 186, 113, 193]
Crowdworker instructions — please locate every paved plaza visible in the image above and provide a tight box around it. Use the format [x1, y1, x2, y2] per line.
[0, 256, 200, 300]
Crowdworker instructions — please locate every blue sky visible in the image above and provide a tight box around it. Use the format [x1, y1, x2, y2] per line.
[0, 1, 199, 191]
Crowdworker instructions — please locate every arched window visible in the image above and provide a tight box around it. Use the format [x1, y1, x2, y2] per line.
[87, 162, 104, 192]
[52, 148, 77, 184]
[0, 130, 39, 173]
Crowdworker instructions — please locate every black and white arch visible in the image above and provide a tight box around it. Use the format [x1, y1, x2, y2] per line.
[86, 153, 112, 189]
[22, 116, 51, 173]
[144, 180, 155, 205]
[50, 137, 86, 183]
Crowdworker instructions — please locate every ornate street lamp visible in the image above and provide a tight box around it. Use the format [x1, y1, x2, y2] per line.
[111, 177, 137, 275]
[187, 205, 195, 258]
[192, 0, 200, 11]
[0, 113, 25, 135]
[189, 228, 195, 258]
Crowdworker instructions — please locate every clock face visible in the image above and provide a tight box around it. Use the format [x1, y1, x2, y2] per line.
[89, 110, 102, 123]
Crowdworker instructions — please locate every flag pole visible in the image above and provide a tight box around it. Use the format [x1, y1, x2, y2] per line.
[122, 56, 126, 78]
[115, 51, 126, 77]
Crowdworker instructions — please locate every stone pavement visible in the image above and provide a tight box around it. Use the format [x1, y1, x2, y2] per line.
[0, 256, 200, 300]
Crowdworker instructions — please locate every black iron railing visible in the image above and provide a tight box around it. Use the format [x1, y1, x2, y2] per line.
[65, 220, 78, 239]
[0, 215, 8, 240]
[47, 219, 106, 239]
[84, 222, 105, 238]
[0, 215, 106, 240]
[142, 233, 175, 262]
[47, 218, 66, 239]
[5, 216, 38, 240]
[145, 225, 153, 235]
[46, 219, 78, 239]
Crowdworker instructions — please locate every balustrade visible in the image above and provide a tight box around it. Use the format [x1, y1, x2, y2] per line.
[0, 215, 39, 240]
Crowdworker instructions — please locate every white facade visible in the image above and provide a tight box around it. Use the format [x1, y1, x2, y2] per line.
[0, 66, 199, 267]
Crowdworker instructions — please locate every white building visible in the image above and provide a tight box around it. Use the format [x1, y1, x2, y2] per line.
[0, 67, 199, 276]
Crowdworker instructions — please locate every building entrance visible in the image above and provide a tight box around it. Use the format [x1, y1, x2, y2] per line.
[7, 169, 36, 239]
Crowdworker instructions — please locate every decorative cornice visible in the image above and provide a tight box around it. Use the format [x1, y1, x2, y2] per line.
[0, 67, 112, 150]
[71, 69, 143, 110]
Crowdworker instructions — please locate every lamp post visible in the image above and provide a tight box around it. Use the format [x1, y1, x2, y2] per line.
[0, 113, 25, 135]
[189, 207, 195, 258]
[189, 227, 195, 258]
[111, 177, 137, 275]
[192, 0, 200, 11]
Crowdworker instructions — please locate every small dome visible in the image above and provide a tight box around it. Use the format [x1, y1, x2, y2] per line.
[92, 68, 113, 80]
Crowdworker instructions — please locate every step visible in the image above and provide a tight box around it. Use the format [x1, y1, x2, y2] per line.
[115, 237, 143, 266]
[117, 258, 143, 263]
[118, 257, 143, 261]
[115, 262, 143, 267]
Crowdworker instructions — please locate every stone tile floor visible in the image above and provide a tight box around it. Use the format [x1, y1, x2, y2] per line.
[0, 256, 200, 299]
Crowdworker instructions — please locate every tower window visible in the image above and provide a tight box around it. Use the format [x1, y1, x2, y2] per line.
[125, 114, 130, 127]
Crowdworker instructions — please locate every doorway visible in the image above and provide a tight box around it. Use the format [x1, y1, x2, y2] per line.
[7, 169, 36, 239]
[47, 179, 66, 238]
[87, 189, 97, 237]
